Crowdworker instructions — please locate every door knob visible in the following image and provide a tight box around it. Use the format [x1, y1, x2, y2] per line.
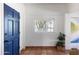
[4, 40, 9, 42]
[5, 33, 7, 35]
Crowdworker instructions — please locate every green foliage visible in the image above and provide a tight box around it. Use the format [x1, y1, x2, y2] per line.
[56, 32, 65, 47]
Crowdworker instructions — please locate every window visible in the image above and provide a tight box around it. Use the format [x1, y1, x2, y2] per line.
[47, 20, 54, 32]
[35, 18, 55, 32]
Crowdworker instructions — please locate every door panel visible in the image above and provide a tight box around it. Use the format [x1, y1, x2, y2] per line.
[4, 41, 12, 55]
[8, 20, 14, 36]
[4, 4, 20, 55]
[13, 38, 19, 54]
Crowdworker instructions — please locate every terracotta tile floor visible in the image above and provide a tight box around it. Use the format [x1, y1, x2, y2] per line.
[21, 47, 67, 55]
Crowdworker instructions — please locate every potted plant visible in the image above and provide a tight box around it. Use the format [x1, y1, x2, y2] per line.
[56, 32, 65, 51]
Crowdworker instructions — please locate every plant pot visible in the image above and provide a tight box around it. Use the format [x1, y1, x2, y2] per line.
[56, 46, 64, 52]
[69, 48, 79, 55]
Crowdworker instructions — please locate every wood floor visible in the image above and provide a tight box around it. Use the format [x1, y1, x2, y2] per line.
[21, 47, 67, 55]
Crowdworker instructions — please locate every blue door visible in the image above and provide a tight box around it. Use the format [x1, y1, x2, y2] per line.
[4, 4, 20, 55]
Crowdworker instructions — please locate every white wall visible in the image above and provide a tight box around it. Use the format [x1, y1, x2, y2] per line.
[0, 3, 4, 55]
[24, 4, 67, 46]
[5, 3, 27, 51]
[68, 3, 79, 13]
[0, 3, 2, 55]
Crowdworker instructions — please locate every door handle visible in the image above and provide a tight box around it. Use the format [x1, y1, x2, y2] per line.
[4, 33, 7, 35]
[4, 40, 9, 42]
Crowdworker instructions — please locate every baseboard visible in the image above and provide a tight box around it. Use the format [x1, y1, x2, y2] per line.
[25, 46, 56, 48]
